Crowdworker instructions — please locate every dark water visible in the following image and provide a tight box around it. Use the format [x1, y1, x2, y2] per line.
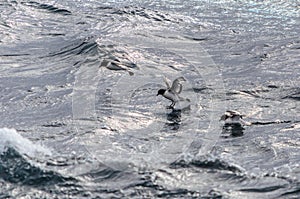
[0, 0, 299, 198]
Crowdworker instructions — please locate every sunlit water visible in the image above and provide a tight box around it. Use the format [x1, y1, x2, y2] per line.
[0, 0, 299, 198]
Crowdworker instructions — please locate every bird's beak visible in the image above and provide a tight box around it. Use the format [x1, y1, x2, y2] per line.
[219, 115, 225, 121]
[156, 93, 159, 96]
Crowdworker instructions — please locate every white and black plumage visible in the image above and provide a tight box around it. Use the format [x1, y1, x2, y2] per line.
[220, 110, 251, 126]
[157, 76, 186, 109]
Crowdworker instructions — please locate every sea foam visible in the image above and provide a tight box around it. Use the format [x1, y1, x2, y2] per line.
[0, 128, 52, 157]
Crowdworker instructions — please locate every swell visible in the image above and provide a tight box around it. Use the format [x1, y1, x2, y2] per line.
[170, 155, 243, 173]
[111, 6, 174, 23]
[46, 37, 99, 58]
[21, 1, 71, 15]
[46, 36, 138, 73]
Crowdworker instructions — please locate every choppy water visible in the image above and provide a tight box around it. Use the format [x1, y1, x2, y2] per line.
[0, 0, 299, 198]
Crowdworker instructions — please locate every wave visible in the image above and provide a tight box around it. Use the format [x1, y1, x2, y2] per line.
[170, 154, 244, 173]
[0, 147, 76, 186]
[45, 37, 99, 59]
[0, 128, 76, 187]
[45, 36, 138, 74]
[21, 1, 71, 15]
[0, 128, 51, 157]
[111, 6, 174, 23]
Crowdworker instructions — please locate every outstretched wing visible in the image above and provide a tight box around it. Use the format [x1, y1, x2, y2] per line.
[171, 77, 186, 94]
[163, 76, 172, 89]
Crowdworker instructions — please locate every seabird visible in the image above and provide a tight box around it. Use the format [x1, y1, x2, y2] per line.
[220, 110, 251, 126]
[157, 76, 186, 109]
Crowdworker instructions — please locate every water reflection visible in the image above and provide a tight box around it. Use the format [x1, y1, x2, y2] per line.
[164, 109, 182, 131]
[222, 123, 244, 137]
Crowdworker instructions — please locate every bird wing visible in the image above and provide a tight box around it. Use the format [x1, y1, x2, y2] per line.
[170, 77, 186, 94]
[163, 76, 172, 89]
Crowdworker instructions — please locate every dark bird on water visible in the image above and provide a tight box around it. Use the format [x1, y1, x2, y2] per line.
[220, 110, 251, 126]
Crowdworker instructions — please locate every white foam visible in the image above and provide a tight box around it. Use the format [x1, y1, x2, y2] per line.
[0, 128, 52, 157]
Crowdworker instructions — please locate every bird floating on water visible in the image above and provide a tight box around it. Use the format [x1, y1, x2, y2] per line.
[157, 76, 186, 109]
[220, 110, 251, 126]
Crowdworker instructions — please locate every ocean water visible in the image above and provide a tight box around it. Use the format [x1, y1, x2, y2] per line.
[0, 0, 299, 198]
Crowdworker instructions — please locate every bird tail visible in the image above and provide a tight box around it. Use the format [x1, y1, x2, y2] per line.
[240, 119, 252, 126]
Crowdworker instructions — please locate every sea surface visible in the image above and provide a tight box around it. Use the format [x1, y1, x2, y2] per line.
[0, 0, 299, 198]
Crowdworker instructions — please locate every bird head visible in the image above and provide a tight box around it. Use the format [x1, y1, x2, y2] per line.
[157, 89, 166, 96]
